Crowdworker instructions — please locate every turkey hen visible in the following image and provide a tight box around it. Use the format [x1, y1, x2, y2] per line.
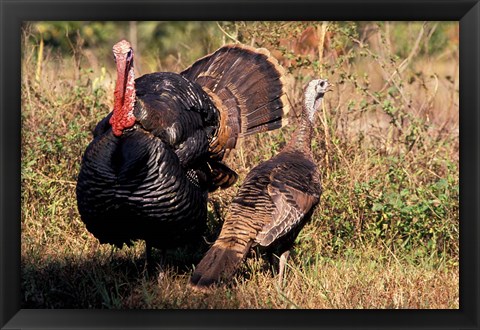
[190, 78, 329, 289]
[76, 40, 290, 258]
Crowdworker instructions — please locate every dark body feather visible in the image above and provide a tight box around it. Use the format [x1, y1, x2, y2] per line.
[76, 43, 289, 252]
[77, 73, 214, 248]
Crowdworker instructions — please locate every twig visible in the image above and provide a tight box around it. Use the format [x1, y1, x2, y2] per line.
[316, 22, 332, 174]
[216, 22, 240, 44]
[22, 29, 36, 126]
[316, 21, 328, 75]
[352, 28, 416, 117]
[419, 73, 439, 117]
[35, 35, 44, 84]
[129, 21, 142, 75]
[384, 22, 393, 56]
[380, 22, 427, 93]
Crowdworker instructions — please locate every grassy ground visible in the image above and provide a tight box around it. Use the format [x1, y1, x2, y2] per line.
[21, 21, 459, 309]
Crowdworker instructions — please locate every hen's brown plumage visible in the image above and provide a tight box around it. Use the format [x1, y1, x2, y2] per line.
[76, 41, 289, 256]
[190, 79, 329, 288]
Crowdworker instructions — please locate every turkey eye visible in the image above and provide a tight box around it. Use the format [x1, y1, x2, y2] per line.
[113, 54, 117, 63]
[126, 50, 133, 61]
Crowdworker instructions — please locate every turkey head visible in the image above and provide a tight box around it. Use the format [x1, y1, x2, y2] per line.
[110, 40, 136, 136]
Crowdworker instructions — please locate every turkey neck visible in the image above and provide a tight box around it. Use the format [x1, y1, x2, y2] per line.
[110, 56, 136, 136]
[287, 83, 326, 153]
[285, 112, 314, 154]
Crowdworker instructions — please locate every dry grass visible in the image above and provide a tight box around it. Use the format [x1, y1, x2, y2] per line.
[21, 237, 458, 309]
[21, 21, 459, 309]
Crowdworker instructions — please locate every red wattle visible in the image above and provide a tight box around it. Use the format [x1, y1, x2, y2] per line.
[110, 63, 136, 136]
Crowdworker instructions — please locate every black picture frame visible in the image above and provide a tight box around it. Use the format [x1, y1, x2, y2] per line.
[1, 0, 478, 329]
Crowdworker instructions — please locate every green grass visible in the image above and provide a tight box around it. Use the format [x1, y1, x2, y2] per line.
[21, 21, 459, 309]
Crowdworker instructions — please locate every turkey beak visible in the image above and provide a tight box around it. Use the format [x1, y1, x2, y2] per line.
[314, 80, 328, 110]
[326, 83, 334, 93]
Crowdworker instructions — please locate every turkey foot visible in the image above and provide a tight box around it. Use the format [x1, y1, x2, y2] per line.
[145, 241, 165, 281]
[278, 250, 290, 288]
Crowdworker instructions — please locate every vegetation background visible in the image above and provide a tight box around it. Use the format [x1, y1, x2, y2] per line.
[21, 21, 459, 309]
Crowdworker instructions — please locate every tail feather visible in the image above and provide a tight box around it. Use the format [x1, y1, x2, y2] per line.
[182, 44, 290, 154]
[190, 238, 251, 289]
[208, 160, 238, 192]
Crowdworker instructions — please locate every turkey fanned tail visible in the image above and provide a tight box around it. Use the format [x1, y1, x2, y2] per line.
[182, 44, 290, 164]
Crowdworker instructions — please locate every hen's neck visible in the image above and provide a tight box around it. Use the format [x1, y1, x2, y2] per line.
[285, 109, 314, 154]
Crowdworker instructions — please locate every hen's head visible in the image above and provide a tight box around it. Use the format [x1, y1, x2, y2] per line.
[304, 79, 329, 122]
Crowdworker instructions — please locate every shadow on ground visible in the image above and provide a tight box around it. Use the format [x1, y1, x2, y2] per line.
[21, 243, 208, 309]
